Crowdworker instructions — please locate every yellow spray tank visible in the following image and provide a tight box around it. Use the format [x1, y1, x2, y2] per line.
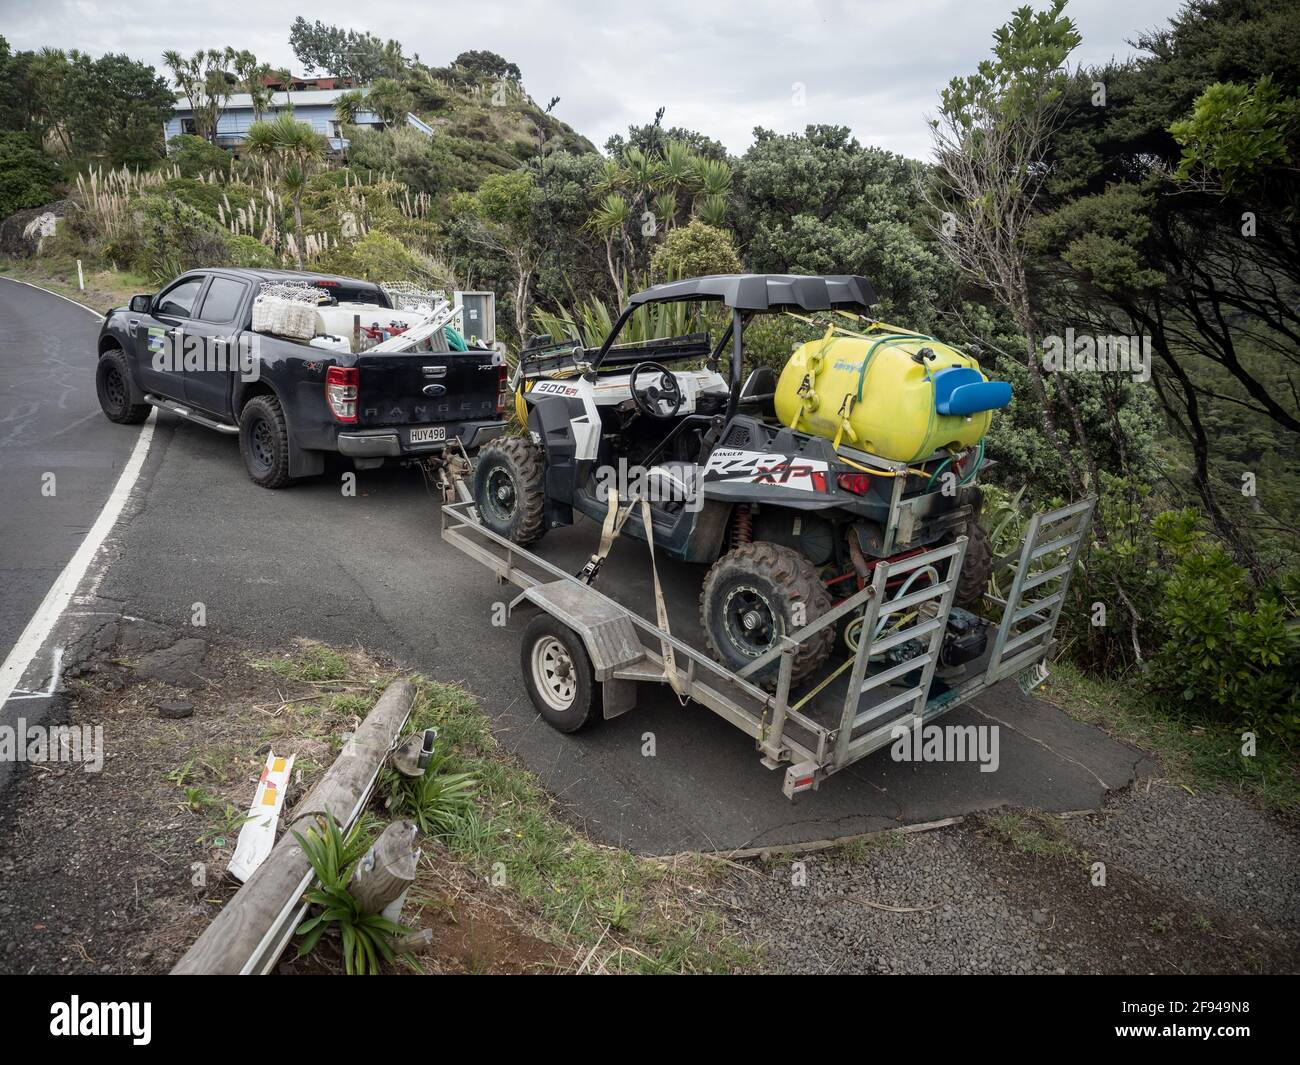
[773, 329, 1011, 463]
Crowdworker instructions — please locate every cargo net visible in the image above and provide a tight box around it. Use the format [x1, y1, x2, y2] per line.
[257, 280, 330, 304]
[380, 281, 448, 313]
[252, 280, 330, 340]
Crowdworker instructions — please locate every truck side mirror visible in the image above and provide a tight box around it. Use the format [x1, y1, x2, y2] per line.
[129, 294, 153, 313]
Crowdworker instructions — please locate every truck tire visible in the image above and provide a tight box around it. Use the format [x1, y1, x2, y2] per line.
[700, 541, 836, 687]
[519, 614, 602, 732]
[950, 518, 993, 608]
[474, 437, 546, 546]
[238, 394, 292, 489]
[96, 349, 150, 425]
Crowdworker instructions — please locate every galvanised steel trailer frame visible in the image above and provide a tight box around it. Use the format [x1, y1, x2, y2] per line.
[441, 495, 1096, 799]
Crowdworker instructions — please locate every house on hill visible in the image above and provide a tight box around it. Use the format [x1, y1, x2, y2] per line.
[165, 86, 432, 154]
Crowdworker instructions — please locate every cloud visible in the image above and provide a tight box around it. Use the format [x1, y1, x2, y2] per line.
[0, 0, 1184, 160]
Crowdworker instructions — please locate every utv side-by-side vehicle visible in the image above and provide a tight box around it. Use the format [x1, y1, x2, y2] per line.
[473, 274, 1011, 688]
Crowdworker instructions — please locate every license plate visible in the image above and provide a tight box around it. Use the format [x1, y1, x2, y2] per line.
[409, 426, 446, 445]
[1018, 661, 1050, 693]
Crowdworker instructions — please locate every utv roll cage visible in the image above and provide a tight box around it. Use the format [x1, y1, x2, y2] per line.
[588, 273, 878, 418]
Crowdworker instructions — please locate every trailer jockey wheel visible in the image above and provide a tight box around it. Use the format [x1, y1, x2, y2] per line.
[629, 361, 684, 419]
[520, 615, 603, 732]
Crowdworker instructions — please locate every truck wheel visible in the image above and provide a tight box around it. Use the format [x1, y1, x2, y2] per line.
[96, 349, 149, 425]
[700, 541, 835, 687]
[238, 394, 292, 489]
[519, 614, 602, 732]
[950, 518, 993, 608]
[474, 437, 546, 545]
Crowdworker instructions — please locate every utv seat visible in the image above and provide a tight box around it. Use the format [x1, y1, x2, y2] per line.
[737, 366, 777, 419]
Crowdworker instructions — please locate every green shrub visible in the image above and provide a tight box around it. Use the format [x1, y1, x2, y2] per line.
[650, 220, 742, 282]
[166, 134, 234, 180]
[318, 229, 445, 284]
[161, 176, 253, 222]
[1148, 510, 1299, 740]
[226, 234, 277, 268]
[132, 194, 231, 284]
[0, 132, 60, 219]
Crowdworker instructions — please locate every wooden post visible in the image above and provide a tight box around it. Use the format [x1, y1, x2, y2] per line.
[172, 678, 415, 975]
[350, 820, 420, 916]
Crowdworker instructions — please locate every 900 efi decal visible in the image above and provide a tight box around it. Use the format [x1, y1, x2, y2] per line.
[702, 448, 829, 492]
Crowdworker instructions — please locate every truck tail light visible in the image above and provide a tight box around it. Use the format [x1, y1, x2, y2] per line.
[326, 365, 358, 423]
[496, 364, 509, 414]
[836, 472, 872, 495]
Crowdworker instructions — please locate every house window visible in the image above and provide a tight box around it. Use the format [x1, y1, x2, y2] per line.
[181, 118, 196, 135]
[330, 121, 342, 139]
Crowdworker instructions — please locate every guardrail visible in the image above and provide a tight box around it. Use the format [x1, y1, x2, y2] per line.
[172, 678, 414, 975]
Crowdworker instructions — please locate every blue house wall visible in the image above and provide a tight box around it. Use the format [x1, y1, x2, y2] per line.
[166, 103, 384, 152]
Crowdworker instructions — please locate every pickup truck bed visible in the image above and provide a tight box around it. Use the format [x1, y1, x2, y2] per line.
[94, 267, 507, 487]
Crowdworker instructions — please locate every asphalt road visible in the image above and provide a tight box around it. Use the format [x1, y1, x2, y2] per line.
[0, 280, 138, 674]
[0, 280, 1150, 853]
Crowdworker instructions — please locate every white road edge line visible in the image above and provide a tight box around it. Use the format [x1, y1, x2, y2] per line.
[0, 276, 155, 709]
[0, 275, 107, 319]
[0, 411, 156, 709]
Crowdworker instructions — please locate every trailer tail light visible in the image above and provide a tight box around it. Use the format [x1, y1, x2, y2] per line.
[836, 472, 872, 495]
[784, 763, 819, 798]
[496, 363, 509, 414]
[325, 365, 358, 423]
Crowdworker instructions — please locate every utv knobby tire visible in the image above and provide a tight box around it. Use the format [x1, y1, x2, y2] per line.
[239, 394, 292, 489]
[96, 349, 150, 425]
[474, 436, 546, 546]
[951, 517, 993, 608]
[700, 541, 835, 687]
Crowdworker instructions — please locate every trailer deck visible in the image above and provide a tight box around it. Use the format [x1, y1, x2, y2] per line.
[441, 495, 1095, 798]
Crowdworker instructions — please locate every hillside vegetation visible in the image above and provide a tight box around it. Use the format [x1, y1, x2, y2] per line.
[0, 4, 1295, 795]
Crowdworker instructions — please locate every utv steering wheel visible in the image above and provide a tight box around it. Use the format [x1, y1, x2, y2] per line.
[628, 362, 684, 420]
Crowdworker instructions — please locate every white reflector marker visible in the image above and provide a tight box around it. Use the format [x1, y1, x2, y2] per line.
[228, 753, 295, 882]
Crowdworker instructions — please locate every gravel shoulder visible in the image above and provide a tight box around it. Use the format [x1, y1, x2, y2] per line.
[725, 788, 1299, 974]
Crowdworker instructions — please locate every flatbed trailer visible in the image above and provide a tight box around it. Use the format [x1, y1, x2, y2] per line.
[440, 494, 1096, 799]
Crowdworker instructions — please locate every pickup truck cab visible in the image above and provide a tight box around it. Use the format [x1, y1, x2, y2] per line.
[94, 267, 507, 487]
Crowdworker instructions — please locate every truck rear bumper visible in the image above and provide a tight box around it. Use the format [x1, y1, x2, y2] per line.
[336, 421, 507, 457]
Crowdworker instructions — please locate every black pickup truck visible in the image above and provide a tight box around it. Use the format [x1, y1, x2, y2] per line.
[94, 267, 507, 487]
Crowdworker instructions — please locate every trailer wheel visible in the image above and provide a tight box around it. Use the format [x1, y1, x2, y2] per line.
[520, 614, 602, 732]
[700, 541, 835, 687]
[950, 518, 993, 608]
[474, 437, 546, 546]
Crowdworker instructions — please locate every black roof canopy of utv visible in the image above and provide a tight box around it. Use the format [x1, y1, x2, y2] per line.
[627, 273, 876, 313]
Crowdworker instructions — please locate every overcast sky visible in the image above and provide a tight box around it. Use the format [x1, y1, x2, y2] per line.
[0, 0, 1185, 160]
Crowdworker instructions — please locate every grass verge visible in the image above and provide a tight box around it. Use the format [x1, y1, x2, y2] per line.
[399, 677, 758, 974]
[1042, 660, 1299, 817]
[0, 253, 145, 312]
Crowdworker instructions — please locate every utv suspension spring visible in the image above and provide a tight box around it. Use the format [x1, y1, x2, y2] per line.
[730, 506, 754, 548]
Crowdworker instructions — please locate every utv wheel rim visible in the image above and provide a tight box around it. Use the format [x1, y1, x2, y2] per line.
[250, 419, 274, 472]
[722, 584, 779, 658]
[531, 636, 576, 711]
[484, 467, 517, 522]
